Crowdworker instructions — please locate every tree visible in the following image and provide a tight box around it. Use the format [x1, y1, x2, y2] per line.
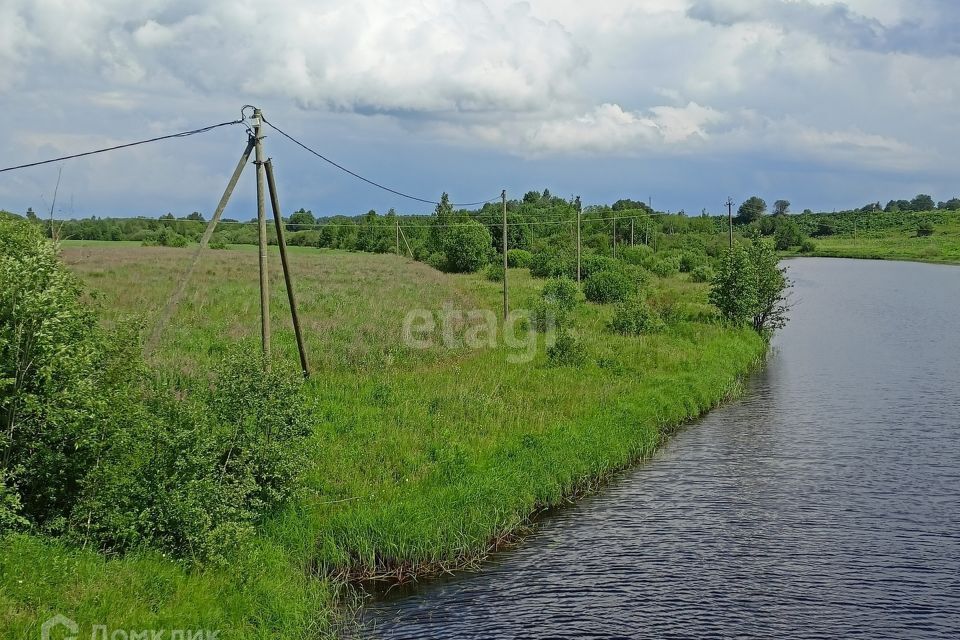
[773, 218, 804, 250]
[186, 211, 204, 221]
[523, 191, 541, 204]
[735, 196, 766, 224]
[429, 193, 454, 253]
[710, 235, 790, 334]
[773, 200, 790, 216]
[25, 208, 38, 222]
[441, 220, 491, 273]
[287, 208, 315, 232]
[939, 197, 960, 211]
[910, 194, 935, 211]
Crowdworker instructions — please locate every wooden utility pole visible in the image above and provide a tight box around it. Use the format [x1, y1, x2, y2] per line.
[147, 137, 255, 354]
[613, 217, 617, 258]
[264, 159, 311, 379]
[253, 108, 271, 368]
[631, 217, 635, 246]
[501, 190, 508, 320]
[575, 196, 582, 285]
[726, 196, 735, 249]
[395, 217, 400, 256]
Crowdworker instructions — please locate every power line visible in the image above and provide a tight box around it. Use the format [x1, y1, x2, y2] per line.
[260, 116, 500, 208]
[0, 120, 245, 174]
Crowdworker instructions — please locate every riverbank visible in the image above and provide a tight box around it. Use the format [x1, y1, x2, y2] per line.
[1, 244, 766, 638]
[788, 211, 960, 265]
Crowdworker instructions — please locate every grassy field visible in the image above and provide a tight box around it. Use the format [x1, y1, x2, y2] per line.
[2, 243, 765, 639]
[797, 214, 960, 264]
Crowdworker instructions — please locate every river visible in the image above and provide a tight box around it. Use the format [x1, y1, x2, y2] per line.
[363, 258, 960, 639]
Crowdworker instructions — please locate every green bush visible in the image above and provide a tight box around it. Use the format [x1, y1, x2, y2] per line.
[529, 250, 574, 279]
[609, 297, 665, 335]
[690, 264, 715, 283]
[209, 238, 229, 250]
[541, 277, 580, 311]
[546, 330, 586, 367]
[530, 298, 567, 332]
[618, 245, 654, 265]
[800, 239, 817, 253]
[678, 251, 707, 273]
[441, 220, 491, 273]
[774, 219, 805, 250]
[581, 254, 620, 279]
[485, 261, 505, 282]
[710, 238, 790, 333]
[426, 252, 447, 271]
[506, 249, 533, 268]
[648, 255, 681, 277]
[584, 270, 634, 304]
[917, 220, 935, 236]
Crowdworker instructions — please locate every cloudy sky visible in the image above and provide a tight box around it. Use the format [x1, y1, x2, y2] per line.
[1, 0, 958, 218]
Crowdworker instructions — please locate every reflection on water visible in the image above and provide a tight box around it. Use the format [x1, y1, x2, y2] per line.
[365, 258, 960, 639]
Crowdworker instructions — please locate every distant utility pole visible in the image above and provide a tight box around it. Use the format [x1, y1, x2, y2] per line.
[726, 196, 735, 249]
[631, 217, 635, 246]
[395, 217, 400, 256]
[613, 217, 617, 258]
[501, 189, 508, 321]
[576, 196, 582, 285]
[253, 108, 271, 368]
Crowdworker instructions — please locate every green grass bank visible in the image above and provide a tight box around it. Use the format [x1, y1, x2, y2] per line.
[2, 243, 766, 638]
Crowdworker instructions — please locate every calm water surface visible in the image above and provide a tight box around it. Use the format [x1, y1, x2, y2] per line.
[365, 258, 960, 639]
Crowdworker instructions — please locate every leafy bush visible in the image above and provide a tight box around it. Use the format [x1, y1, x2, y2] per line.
[690, 264, 715, 283]
[426, 252, 447, 271]
[648, 255, 681, 277]
[530, 298, 567, 332]
[541, 277, 580, 311]
[678, 251, 707, 273]
[774, 219, 805, 250]
[209, 238, 229, 250]
[529, 250, 574, 279]
[581, 254, 620, 279]
[618, 245, 654, 265]
[584, 270, 634, 304]
[710, 237, 790, 334]
[76, 351, 310, 562]
[485, 261, 505, 282]
[506, 249, 533, 268]
[441, 220, 491, 273]
[917, 220, 935, 237]
[800, 239, 817, 253]
[546, 330, 586, 367]
[814, 218, 837, 237]
[609, 297, 665, 335]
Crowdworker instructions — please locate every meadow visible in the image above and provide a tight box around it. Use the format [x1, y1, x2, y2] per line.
[2, 240, 765, 638]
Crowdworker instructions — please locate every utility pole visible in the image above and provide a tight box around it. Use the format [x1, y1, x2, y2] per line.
[253, 108, 271, 368]
[726, 196, 735, 249]
[264, 159, 311, 378]
[575, 196, 582, 285]
[613, 217, 617, 258]
[631, 217, 635, 246]
[396, 217, 400, 256]
[501, 189, 508, 321]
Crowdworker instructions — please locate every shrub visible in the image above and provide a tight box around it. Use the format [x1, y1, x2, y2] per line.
[584, 270, 634, 304]
[648, 255, 681, 277]
[546, 330, 586, 367]
[774, 219, 805, 250]
[917, 220, 935, 236]
[814, 219, 837, 237]
[441, 220, 491, 273]
[710, 238, 790, 333]
[609, 297, 665, 336]
[529, 250, 574, 279]
[530, 298, 567, 332]
[679, 251, 707, 273]
[485, 261, 504, 282]
[506, 249, 533, 268]
[618, 245, 654, 265]
[426, 252, 447, 271]
[541, 277, 580, 311]
[800, 239, 817, 253]
[209, 238, 229, 250]
[690, 264, 715, 283]
[581, 254, 620, 279]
